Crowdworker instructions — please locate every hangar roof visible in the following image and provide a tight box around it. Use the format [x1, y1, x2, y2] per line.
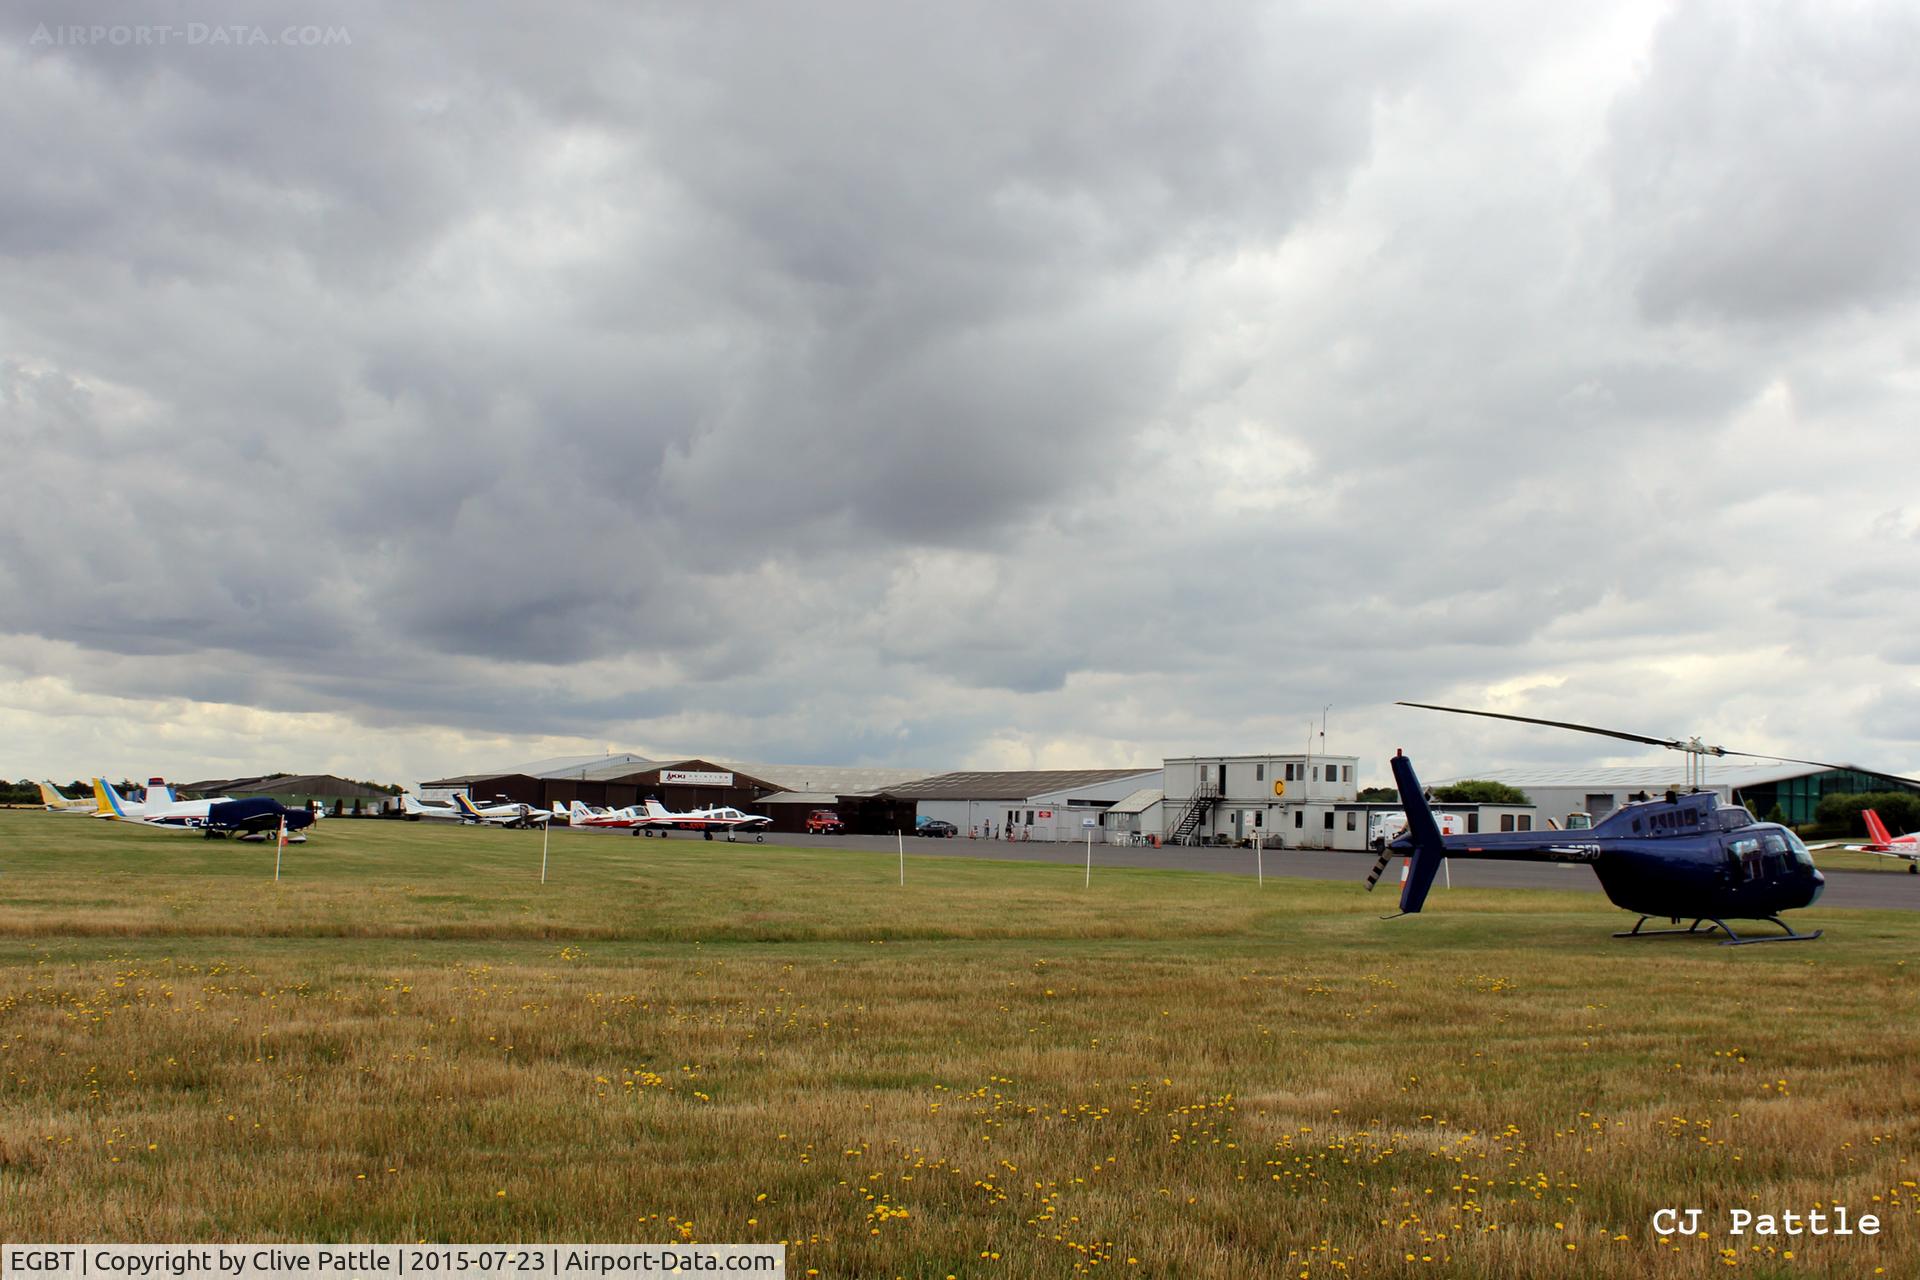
[419, 771, 536, 788]
[719, 762, 938, 794]
[882, 769, 1161, 800]
[497, 753, 933, 794]
[181, 774, 394, 799]
[513, 752, 662, 776]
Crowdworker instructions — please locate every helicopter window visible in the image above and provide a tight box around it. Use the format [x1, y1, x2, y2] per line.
[1760, 830, 1810, 873]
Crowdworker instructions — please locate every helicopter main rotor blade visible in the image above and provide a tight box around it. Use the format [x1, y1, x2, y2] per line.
[1395, 702, 1691, 751]
[1398, 700, 1920, 786]
[1712, 747, 1920, 786]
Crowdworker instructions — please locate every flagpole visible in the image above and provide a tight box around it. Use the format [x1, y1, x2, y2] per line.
[274, 816, 285, 883]
[541, 821, 550, 885]
[897, 830, 904, 886]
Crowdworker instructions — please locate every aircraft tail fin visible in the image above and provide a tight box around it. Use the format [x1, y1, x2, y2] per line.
[1864, 808, 1895, 847]
[1391, 752, 1449, 915]
[148, 778, 175, 806]
[400, 793, 425, 815]
[38, 781, 75, 809]
[453, 793, 483, 819]
[99, 778, 132, 818]
[571, 801, 593, 821]
[645, 798, 670, 819]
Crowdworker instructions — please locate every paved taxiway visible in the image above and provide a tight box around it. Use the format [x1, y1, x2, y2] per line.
[592, 827, 1920, 912]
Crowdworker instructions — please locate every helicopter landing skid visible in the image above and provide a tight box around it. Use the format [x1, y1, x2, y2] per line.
[1613, 915, 1823, 945]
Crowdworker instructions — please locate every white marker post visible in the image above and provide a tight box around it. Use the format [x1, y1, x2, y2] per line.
[274, 816, 286, 883]
[541, 821, 551, 885]
[1257, 836, 1264, 888]
[897, 830, 904, 885]
[1084, 829, 1092, 889]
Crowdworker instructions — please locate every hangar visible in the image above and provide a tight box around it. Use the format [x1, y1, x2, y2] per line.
[180, 773, 400, 816]
[422, 755, 936, 829]
[421, 756, 787, 815]
[1437, 761, 1920, 827]
[878, 768, 1165, 841]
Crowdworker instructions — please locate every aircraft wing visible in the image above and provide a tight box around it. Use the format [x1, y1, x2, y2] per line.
[1857, 846, 1919, 862]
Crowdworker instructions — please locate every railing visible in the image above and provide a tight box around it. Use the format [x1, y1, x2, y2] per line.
[1169, 782, 1219, 846]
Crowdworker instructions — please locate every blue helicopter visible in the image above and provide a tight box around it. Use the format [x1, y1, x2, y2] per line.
[1367, 702, 1910, 945]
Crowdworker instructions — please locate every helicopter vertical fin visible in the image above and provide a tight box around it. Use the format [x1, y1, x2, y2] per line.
[1391, 752, 1448, 915]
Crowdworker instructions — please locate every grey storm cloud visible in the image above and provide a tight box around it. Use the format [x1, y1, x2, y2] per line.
[3, 0, 1919, 783]
[1608, 1, 1920, 323]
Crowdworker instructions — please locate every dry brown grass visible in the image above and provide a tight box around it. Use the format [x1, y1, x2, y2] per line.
[2, 810, 1917, 1278]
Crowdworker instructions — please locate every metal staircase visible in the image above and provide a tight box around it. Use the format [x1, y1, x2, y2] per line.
[1169, 782, 1218, 846]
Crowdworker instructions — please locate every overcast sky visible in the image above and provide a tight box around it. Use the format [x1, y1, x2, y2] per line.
[4, 0, 1919, 789]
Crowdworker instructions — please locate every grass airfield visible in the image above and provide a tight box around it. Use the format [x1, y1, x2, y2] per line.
[2, 811, 1917, 1279]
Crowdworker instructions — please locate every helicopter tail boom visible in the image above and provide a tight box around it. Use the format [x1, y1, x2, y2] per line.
[1391, 752, 1449, 915]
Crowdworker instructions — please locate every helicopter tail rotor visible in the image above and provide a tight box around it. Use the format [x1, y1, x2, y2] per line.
[1390, 751, 1449, 915]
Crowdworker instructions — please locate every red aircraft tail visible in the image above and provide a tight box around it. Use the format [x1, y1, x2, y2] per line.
[1863, 808, 1896, 848]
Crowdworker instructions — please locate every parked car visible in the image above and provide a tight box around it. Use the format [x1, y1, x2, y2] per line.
[805, 809, 846, 834]
[916, 819, 958, 838]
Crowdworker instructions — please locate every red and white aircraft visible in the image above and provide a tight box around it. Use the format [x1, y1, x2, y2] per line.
[560, 800, 650, 831]
[636, 797, 772, 841]
[1831, 808, 1920, 873]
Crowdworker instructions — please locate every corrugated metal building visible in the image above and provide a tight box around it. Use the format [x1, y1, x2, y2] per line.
[877, 768, 1165, 841]
[422, 755, 937, 828]
[422, 758, 786, 814]
[179, 773, 400, 816]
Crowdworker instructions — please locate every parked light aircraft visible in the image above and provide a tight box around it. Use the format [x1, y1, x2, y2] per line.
[561, 800, 646, 830]
[96, 778, 314, 839]
[90, 778, 185, 820]
[452, 793, 551, 828]
[1810, 809, 1920, 873]
[636, 797, 772, 841]
[37, 781, 95, 813]
[400, 793, 462, 820]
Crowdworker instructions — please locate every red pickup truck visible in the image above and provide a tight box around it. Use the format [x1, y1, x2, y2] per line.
[805, 809, 846, 834]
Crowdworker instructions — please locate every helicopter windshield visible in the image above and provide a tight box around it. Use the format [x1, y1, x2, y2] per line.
[1757, 830, 1813, 875]
[1778, 829, 1816, 870]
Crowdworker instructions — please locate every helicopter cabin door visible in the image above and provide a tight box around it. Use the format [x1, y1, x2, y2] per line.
[1721, 831, 1796, 912]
